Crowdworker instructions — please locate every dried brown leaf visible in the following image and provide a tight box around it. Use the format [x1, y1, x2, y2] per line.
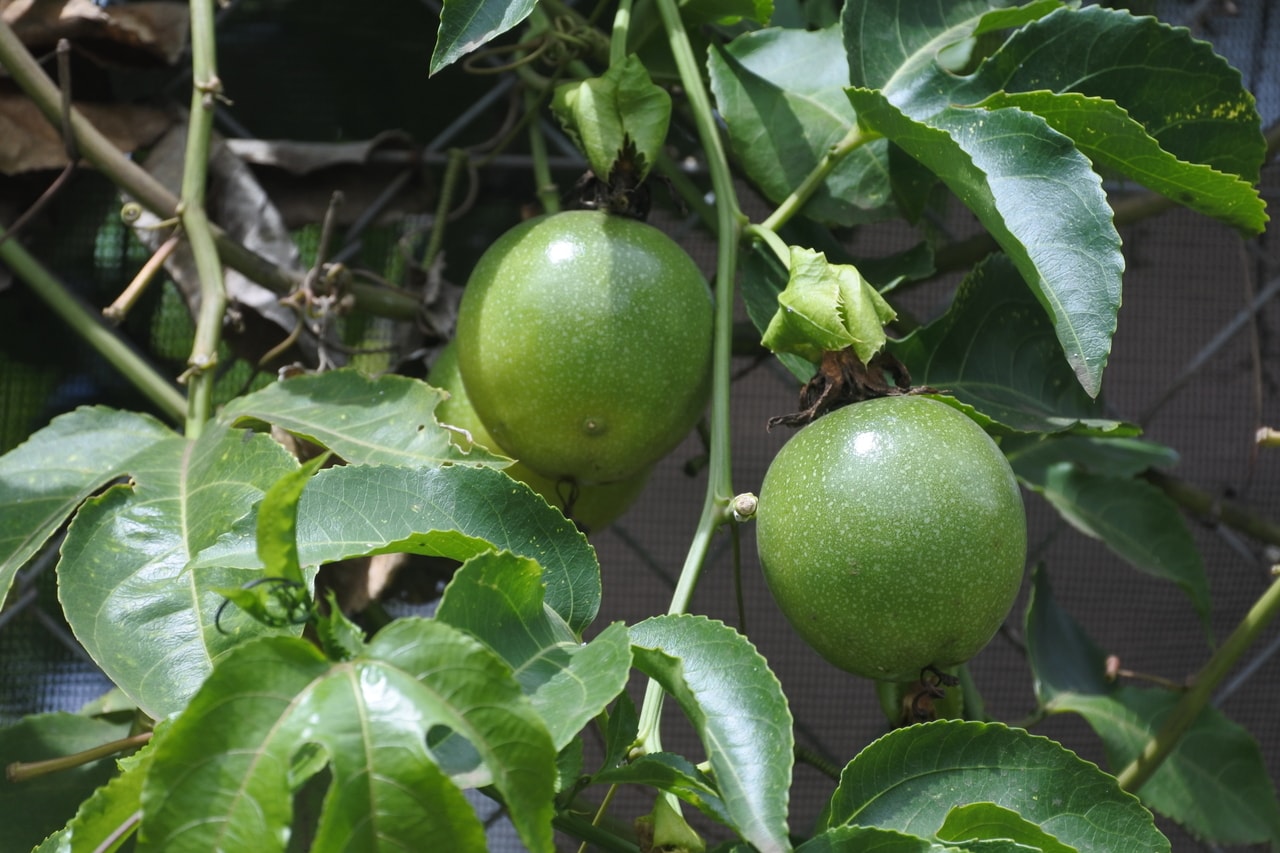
[0, 93, 171, 174]
[3, 0, 189, 65]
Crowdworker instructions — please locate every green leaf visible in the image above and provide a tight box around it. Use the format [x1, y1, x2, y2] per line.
[594, 752, 732, 827]
[1004, 435, 1178, 481]
[1024, 565, 1111, 704]
[140, 622, 557, 852]
[849, 87, 1123, 398]
[939, 802, 1077, 852]
[1019, 464, 1210, 627]
[435, 551, 632, 748]
[824, 720, 1169, 852]
[891, 254, 1130, 435]
[220, 367, 504, 468]
[0, 407, 173, 606]
[1049, 687, 1280, 847]
[192, 463, 601, 635]
[761, 246, 896, 364]
[257, 453, 328, 585]
[629, 614, 793, 853]
[681, 0, 772, 26]
[977, 91, 1266, 234]
[842, 0, 1063, 91]
[0, 713, 132, 853]
[958, 6, 1266, 185]
[314, 589, 367, 661]
[58, 422, 300, 719]
[708, 25, 896, 226]
[600, 690, 640, 772]
[552, 56, 671, 184]
[430, 0, 537, 75]
[63, 741, 155, 853]
[213, 453, 331, 632]
[798, 824, 1020, 851]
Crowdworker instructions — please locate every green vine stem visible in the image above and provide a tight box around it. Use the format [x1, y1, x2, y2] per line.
[6, 732, 152, 783]
[0, 225, 186, 421]
[422, 149, 470, 269]
[178, 0, 226, 432]
[526, 90, 561, 215]
[759, 123, 878, 233]
[1116, 573, 1280, 793]
[608, 0, 633, 66]
[633, 0, 743, 754]
[0, 20, 418, 323]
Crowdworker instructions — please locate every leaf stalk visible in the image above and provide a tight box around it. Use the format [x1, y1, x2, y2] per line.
[760, 123, 878, 233]
[1116, 572, 1280, 792]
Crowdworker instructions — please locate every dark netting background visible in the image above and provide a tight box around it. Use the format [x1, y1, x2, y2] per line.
[2, 1, 1279, 851]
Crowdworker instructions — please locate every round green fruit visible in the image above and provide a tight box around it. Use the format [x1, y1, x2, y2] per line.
[755, 396, 1026, 682]
[429, 342, 650, 533]
[455, 210, 713, 484]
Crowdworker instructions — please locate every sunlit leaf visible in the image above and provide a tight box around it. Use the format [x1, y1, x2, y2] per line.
[436, 551, 631, 748]
[58, 422, 300, 718]
[892, 255, 1130, 435]
[824, 720, 1168, 852]
[630, 615, 793, 853]
[849, 88, 1123, 398]
[192, 463, 601, 634]
[0, 407, 173, 606]
[220, 368, 505, 468]
[708, 25, 895, 226]
[139, 621, 557, 852]
[431, 0, 538, 75]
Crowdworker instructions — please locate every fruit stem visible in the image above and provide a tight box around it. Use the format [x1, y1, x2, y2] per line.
[1116, 572, 1280, 793]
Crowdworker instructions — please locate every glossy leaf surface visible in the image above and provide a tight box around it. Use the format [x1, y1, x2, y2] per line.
[825, 720, 1168, 852]
[192, 463, 601, 634]
[630, 615, 793, 853]
[0, 407, 173, 605]
[220, 368, 504, 468]
[435, 551, 631, 748]
[58, 422, 299, 718]
[139, 621, 557, 852]
[892, 255, 1129, 435]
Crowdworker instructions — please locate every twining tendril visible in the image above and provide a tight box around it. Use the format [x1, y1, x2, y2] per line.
[215, 576, 314, 634]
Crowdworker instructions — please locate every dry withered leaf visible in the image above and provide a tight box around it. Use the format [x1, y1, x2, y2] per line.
[3, 0, 189, 66]
[768, 348, 927, 429]
[0, 92, 171, 174]
[224, 133, 434, 228]
[128, 120, 315, 361]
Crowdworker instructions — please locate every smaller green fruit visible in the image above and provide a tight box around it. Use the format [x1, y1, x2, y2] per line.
[455, 210, 712, 484]
[429, 343, 649, 533]
[755, 396, 1026, 682]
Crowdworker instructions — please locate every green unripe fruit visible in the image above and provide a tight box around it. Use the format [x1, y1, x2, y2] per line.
[455, 210, 713, 484]
[755, 396, 1026, 682]
[429, 343, 649, 533]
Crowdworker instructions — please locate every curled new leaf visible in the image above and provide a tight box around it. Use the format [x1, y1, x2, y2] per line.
[553, 56, 671, 185]
[762, 246, 896, 365]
